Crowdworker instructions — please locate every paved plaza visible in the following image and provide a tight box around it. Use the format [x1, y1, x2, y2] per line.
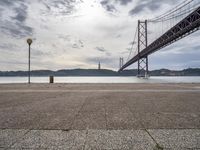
[0, 83, 200, 149]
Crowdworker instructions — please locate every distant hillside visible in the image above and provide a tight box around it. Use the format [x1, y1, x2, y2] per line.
[0, 69, 117, 76]
[0, 68, 200, 76]
[150, 68, 200, 76]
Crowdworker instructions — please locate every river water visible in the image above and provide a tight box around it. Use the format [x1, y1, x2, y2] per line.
[0, 76, 199, 84]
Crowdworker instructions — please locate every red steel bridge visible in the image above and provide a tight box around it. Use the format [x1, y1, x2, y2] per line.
[119, 0, 200, 77]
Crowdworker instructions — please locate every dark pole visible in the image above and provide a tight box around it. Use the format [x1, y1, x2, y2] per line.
[145, 20, 148, 76]
[27, 38, 32, 84]
[28, 44, 30, 84]
[137, 20, 140, 76]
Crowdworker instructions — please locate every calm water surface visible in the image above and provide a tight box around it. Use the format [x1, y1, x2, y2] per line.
[0, 76, 199, 84]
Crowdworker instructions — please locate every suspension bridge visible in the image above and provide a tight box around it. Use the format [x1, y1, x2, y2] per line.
[119, 0, 200, 77]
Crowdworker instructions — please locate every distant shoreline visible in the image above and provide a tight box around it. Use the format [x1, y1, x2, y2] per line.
[0, 68, 200, 76]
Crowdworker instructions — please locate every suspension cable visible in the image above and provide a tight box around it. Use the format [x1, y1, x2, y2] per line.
[149, 0, 194, 22]
[150, 6, 199, 23]
[127, 27, 138, 62]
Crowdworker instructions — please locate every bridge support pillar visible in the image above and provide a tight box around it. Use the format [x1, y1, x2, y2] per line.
[138, 56, 148, 77]
[137, 20, 149, 78]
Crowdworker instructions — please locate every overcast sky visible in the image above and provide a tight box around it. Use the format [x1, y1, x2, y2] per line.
[0, 0, 199, 71]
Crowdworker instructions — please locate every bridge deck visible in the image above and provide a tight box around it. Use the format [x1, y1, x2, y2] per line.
[119, 6, 200, 72]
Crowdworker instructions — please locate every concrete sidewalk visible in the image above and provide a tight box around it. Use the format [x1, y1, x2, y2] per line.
[1, 129, 200, 149]
[0, 83, 200, 149]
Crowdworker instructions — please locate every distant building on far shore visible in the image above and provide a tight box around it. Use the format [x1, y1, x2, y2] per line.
[98, 62, 101, 70]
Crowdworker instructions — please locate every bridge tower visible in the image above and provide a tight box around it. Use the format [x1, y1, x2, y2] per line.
[137, 20, 148, 77]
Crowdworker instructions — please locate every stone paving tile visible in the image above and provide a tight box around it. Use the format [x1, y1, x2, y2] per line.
[124, 92, 200, 114]
[106, 112, 143, 130]
[85, 129, 155, 150]
[105, 104, 131, 114]
[81, 103, 105, 113]
[28, 96, 84, 114]
[2, 129, 200, 150]
[0, 129, 28, 148]
[11, 130, 86, 149]
[0, 111, 76, 130]
[32, 112, 75, 130]
[71, 112, 107, 130]
[105, 99, 144, 130]
[148, 129, 200, 149]
[0, 113, 39, 129]
[140, 112, 200, 129]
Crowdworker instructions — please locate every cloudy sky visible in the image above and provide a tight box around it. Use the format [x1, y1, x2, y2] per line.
[0, 0, 199, 71]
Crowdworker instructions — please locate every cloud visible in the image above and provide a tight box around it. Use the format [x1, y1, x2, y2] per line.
[58, 34, 84, 49]
[115, 0, 132, 5]
[100, 0, 117, 12]
[116, 34, 121, 38]
[41, 0, 82, 16]
[95, 47, 112, 56]
[12, 3, 28, 22]
[31, 48, 53, 59]
[129, 0, 174, 15]
[1, 21, 33, 38]
[96, 47, 106, 52]
[0, 1, 33, 38]
[58, 34, 71, 41]
[100, 0, 133, 12]
[0, 43, 18, 51]
[0, 0, 15, 6]
[71, 40, 84, 49]
[121, 50, 130, 54]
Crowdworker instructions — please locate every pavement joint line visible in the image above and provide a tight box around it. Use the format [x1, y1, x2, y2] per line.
[145, 129, 164, 150]
[104, 97, 108, 129]
[1, 127, 200, 130]
[125, 98, 147, 129]
[69, 96, 88, 130]
[83, 129, 89, 150]
[5, 129, 31, 150]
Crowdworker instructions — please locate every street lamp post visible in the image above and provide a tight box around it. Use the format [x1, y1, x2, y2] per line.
[27, 38, 32, 84]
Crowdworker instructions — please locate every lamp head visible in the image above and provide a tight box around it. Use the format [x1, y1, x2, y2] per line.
[27, 38, 32, 45]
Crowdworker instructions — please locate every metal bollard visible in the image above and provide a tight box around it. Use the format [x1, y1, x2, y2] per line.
[49, 76, 54, 83]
